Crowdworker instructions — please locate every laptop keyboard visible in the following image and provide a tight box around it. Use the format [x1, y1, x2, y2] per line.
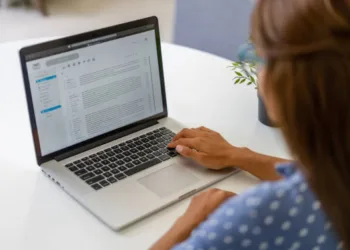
[64, 127, 178, 191]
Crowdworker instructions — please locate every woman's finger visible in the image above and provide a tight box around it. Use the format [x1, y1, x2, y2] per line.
[175, 145, 207, 162]
[198, 126, 214, 132]
[168, 138, 200, 150]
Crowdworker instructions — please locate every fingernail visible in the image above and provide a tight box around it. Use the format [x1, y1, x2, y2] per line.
[176, 145, 184, 153]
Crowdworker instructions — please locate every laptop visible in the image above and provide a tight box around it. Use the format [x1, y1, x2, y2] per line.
[19, 16, 236, 230]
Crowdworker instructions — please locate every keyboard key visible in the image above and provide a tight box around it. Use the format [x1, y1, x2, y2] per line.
[119, 142, 126, 147]
[116, 160, 124, 165]
[90, 154, 97, 158]
[144, 143, 151, 148]
[73, 160, 81, 164]
[102, 160, 110, 165]
[115, 173, 127, 180]
[99, 154, 108, 159]
[106, 152, 114, 157]
[92, 183, 102, 190]
[111, 169, 120, 174]
[134, 141, 142, 146]
[82, 157, 89, 161]
[126, 163, 134, 169]
[140, 157, 148, 162]
[159, 148, 168, 154]
[124, 157, 132, 163]
[124, 158, 161, 176]
[150, 141, 158, 146]
[133, 160, 141, 165]
[137, 146, 145, 151]
[137, 152, 146, 157]
[103, 172, 112, 177]
[121, 146, 129, 151]
[157, 144, 165, 149]
[151, 146, 158, 151]
[75, 169, 87, 176]
[85, 160, 93, 165]
[148, 135, 155, 140]
[153, 151, 161, 156]
[77, 163, 85, 169]
[104, 148, 112, 152]
[108, 177, 117, 184]
[109, 163, 117, 168]
[66, 163, 73, 168]
[127, 143, 136, 148]
[147, 154, 155, 159]
[109, 157, 117, 162]
[100, 180, 110, 187]
[112, 145, 119, 150]
[116, 154, 124, 159]
[118, 166, 127, 171]
[86, 166, 95, 171]
[131, 154, 139, 160]
[123, 151, 131, 156]
[113, 148, 122, 154]
[154, 133, 162, 138]
[159, 127, 166, 130]
[140, 135, 146, 138]
[86, 175, 104, 185]
[94, 163, 103, 168]
[141, 138, 149, 143]
[94, 169, 102, 175]
[159, 154, 171, 161]
[92, 157, 100, 163]
[81, 172, 95, 181]
[69, 166, 78, 172]
[168, 151, 178, 157]
[102, 166, 110, 172]
[156, 138, 164, 143]
[144, 149, 152, 154]
[97, 151, 104, 155]
[130, 148, 138, 154]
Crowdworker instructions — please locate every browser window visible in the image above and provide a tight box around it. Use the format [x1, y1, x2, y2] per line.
[25, 29, 163, 156]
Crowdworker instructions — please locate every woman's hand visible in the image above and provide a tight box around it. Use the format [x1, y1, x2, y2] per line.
[150, 188, 236, 250]
[168, 126, 245, 170]
[179, 188, 236, 228]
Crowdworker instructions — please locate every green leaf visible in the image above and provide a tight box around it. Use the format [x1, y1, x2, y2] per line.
[234, 79, 240, 84]
[247, 81, 252, 85]
[235, 71, 243, 77]
[250, 76, 255, 82]
[240, 79, 246, 83]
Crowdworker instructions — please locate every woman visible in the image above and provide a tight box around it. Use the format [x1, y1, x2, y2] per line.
[151, 0, 350, 249]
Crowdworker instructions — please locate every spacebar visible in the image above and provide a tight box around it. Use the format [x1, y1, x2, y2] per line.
[125, 158, 161, 176]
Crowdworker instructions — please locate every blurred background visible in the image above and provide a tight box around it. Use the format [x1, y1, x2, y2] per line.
[0, 0, 254, 60]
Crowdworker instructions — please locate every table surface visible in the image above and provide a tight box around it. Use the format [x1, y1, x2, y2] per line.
[0, 39, 290, 250]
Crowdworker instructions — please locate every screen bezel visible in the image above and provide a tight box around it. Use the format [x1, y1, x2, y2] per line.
[19, 16, 168, 165]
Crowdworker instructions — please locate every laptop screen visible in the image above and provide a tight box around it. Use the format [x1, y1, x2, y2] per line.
[24, 25, 164, 156]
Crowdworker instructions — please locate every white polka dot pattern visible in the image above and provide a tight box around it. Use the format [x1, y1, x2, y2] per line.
[172, 163, 340, 250]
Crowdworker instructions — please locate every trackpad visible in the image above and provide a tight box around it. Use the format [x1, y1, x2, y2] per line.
[138, 164, 199, 198]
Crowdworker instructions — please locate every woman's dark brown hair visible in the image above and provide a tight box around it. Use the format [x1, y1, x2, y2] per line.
[251, 0, 350, 248]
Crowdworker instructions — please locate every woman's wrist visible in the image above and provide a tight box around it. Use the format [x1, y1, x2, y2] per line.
[224, 147, 256, 168]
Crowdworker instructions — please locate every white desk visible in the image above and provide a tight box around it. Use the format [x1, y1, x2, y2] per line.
[0, 39, 290, 250]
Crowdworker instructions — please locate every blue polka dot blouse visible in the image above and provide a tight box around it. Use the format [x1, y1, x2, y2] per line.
[172, 162, 343, 250]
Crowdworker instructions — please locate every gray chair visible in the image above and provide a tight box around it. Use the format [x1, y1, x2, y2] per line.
[173, 0, 254, 61]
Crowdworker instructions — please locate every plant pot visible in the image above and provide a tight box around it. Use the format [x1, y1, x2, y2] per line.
[258, 95, 275, 127]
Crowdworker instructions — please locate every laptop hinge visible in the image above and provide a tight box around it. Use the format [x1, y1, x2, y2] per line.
[55, 120, 158, 162]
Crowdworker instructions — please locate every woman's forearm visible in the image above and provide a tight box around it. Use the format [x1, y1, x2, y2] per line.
[231, 148, 290, 181]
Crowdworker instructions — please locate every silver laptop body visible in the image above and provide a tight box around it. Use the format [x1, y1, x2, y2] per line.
[19, 17, 236, 230]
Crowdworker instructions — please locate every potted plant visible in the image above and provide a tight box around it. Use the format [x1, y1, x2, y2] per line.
[229, 43, 274, 127]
